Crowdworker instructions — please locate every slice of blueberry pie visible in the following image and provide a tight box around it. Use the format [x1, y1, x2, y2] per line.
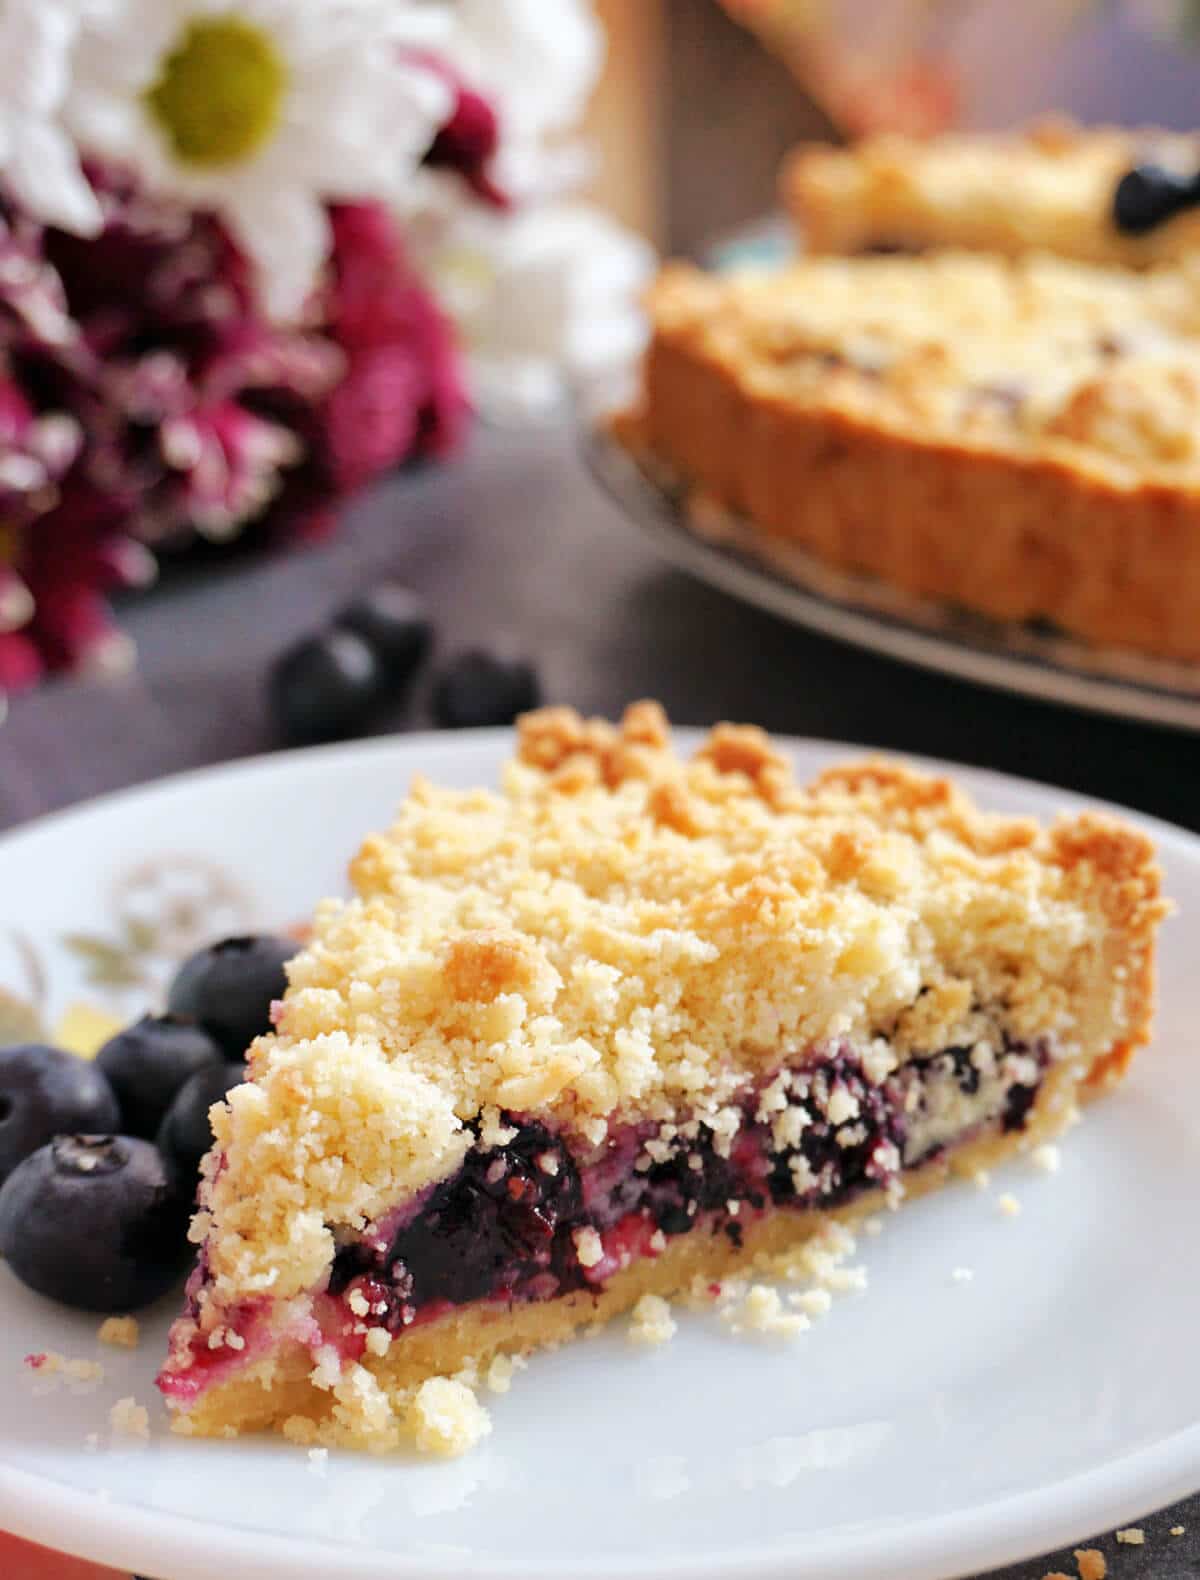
[158, 705, 1167, 1451]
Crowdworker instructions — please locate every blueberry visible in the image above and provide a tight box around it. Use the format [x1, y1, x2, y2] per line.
[0, 1045, 119, 1186]
[0, 1135, 189, 1311]
[336, 584, 432, 681]
[96, 1015, 223, 1140]
[1113, 162, 1193, 234]
[157, 1061, 245, 1182]
[431, 650, 541, 729]
[269, 628, 385, 746]
[167, 934, 294, 1058]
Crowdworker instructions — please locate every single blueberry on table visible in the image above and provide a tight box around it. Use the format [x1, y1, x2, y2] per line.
[157, 1060, 246, 1184]
[336, 584, 432, 682]
[96, 1014, 224, 1139]
[269, 627, 385, 746]
[432, 649, 541, 729]
[0, 1044, 119, 1185]
[0, 1134, 189, 1311]
[167, 934, 295, 1059]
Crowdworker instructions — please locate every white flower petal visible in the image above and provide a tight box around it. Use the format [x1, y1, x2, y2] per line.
[225, 183, 330, 322]
[0, 4, 75, 114]
[5, 114, 102, 235]
[452, 0, 604, 137]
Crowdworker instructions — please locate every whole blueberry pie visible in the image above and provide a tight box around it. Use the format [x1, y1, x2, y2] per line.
[157, 704, 1166, 1452]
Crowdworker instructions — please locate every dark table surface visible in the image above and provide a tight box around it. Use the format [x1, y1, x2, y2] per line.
[1, 422, 1196, 1579]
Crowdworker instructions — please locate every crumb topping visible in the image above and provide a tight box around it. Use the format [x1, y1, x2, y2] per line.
[183, 706, 1163, 1323]
[647, 253, 1200, 484]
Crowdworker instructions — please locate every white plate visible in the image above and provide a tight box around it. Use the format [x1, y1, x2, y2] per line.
[585, 429, 1200, 733]
[1, 732, 1198, 1580]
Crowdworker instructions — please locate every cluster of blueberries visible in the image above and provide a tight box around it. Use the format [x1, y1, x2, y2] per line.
[269, 582, 541, 746]
[0, 935, 294, 1314]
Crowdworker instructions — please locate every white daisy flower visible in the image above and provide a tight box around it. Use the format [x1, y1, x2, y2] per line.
[409, 191, 655, 421]
[0, 0, 110, 235]
[394, 0, 602, 140]
[448, 0, 603, 142]
[66, 0, 451, 321]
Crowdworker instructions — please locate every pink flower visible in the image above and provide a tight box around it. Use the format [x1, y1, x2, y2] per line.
[423, 69, 509, 208]
[320, 203, 469, 480]
[0, 164, 470, 693]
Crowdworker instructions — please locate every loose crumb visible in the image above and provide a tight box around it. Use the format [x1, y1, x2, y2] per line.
[1170, 1526, 1185, 1537]
[1041, 1571, 1072, 1580]
[97, 1316, 139, 1349]
[485, 1354, 516, 1393]
[307, 1447, 328, 1476]
[628, 1294, 677, 1347]
[998, 1193, 1021, 1217]
[109, 1397, 150, 1439]
[364, 1327, 391, 1358]
[573, 1226, 604, 1269]
[1075, 1549, 1107, 1579]
[1115, 1528, 1145, 1546]
[723, 1284, 810, 1339]
[24, 1351, 104, 1385]
[791, 1288, 832, 1317]
[65, 1357, 104, 1382]
[1032, 1144, 1061, 1174]
[972, 1169, 991, 1190]
[408, 1377, 492, 1458]
[951, 1267, 974, 1284]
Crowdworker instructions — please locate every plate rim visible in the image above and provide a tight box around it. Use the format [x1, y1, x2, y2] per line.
[1, 727, 1198, 1580]
[583, 427, 1200, 734]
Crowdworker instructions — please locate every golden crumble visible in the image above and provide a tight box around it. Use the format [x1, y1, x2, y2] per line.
[190, 706, 1162, 1312]
[723, 1285, 809, 1340]
[409, 1377, 491, 1458]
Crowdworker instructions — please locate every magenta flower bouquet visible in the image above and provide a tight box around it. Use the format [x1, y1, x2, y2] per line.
[0, 0, 651, 694]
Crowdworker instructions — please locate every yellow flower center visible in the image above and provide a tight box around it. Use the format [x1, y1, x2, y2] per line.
[145, 16, 287, 168]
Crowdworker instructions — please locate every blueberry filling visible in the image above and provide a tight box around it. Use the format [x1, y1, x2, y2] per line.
[327, 1037, 1050, 1332]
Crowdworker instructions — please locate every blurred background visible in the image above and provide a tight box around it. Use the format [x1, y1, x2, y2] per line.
[591, 0, 1200, 253]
